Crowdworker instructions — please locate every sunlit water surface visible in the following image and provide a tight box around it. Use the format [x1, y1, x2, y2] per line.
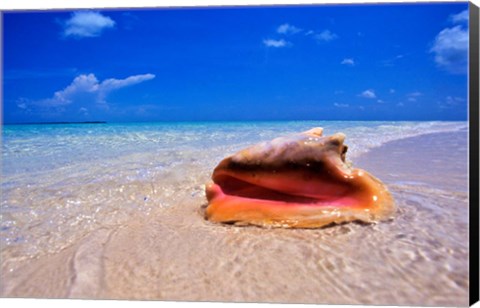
[0, 121, 469, 305]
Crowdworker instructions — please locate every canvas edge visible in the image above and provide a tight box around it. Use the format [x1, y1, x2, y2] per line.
[469, 1, 480, 306]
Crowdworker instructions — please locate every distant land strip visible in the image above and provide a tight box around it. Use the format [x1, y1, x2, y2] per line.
[3, 121, 107, 125]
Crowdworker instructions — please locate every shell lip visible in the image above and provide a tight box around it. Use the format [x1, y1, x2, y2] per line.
[210, 169, 367, 208]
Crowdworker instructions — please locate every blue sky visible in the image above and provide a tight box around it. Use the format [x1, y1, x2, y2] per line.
[2, 2, 469, 123]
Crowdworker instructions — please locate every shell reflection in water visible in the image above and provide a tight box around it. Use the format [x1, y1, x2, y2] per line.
[205, 127, 395, 228]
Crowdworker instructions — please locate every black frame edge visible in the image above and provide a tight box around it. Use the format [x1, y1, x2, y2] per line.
[470, 1, 480, 307]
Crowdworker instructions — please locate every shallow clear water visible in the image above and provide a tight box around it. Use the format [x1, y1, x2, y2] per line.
[1, 121, 468, 174]
[0, 120, 467, 257]
[0, 121, 470, 305]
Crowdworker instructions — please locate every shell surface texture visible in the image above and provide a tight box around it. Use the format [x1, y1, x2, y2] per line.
[205, 127, 395, 228]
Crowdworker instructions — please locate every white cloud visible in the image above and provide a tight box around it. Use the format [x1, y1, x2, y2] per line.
[389, 89, 395, 94]
[100, 74, 156, 92]
[35, 73, 155, 108]
[334, 102, 349, 108]
[277, 23, 302, 35]
[16, 97, 31, 110]
[447, 96, 465, 103]
[406, 91, 422, 102]
[450, 10, 469, 24]
[64, 11, 115, 38]
[440, 96, 466, 109]
[264, 26, 336, 47]
[263, 39, 288, 48]
[359, 89, 376, 99]
[341, 58, 355, 66]
[79, 107, 89, 115]
[314, 30, 338, 42]
[381, 54, 406, 67]
[430, 10, 469, 74]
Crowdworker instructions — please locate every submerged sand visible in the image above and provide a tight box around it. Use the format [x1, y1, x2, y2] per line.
[0, 132, 469, 306]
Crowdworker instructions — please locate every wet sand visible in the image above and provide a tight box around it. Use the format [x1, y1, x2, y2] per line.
[0, 132, 469, 306]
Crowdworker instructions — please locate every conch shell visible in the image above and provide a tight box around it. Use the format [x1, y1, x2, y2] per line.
[205, 127, 395, 228]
